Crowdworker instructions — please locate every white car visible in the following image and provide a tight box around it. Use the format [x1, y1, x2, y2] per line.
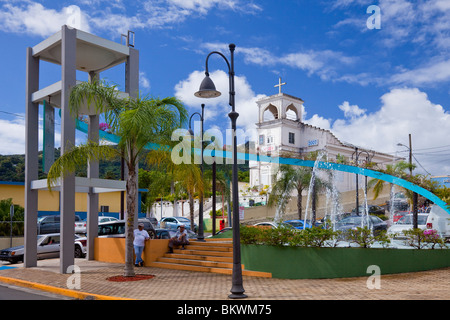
[426, 205, 450, 240]
[387, 213, 429, 238]
[0, 233, 87, 264]
[75, 216, 119, 234]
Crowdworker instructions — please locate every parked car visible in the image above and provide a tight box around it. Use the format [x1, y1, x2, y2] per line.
[283, 219, 313, 230]
[334, 215, 387, 236]
[351, 205, 385, 216]
[392, 211, 409, 223]
[138, 218, 157, 239]
[147, 216, 158, 228]
[387, 213, 429, 238]
[0, 233, 86, 264]
[159, 216, 198, 232]
[37, 215, 82, 235]
[253, 222, 295, 229]
[75, 216, 119, 234]
[97, 220, 156, 239]
[98, 220, 126, 238]
[155, 228, 197, 240]
[426, 205, 450, 240]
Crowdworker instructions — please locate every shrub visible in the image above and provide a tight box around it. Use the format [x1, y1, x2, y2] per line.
[344, 227, 390, 248]
[401, 228, 445, 249]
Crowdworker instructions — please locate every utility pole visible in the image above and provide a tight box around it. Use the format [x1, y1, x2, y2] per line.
[409, 134, 418, 229]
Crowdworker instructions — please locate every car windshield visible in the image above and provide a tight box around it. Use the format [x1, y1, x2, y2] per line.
[397, 215, 428, 225]
[176, 217, 190, 222]
[338, 216, 364, 225]
[286, 221, 304, 227]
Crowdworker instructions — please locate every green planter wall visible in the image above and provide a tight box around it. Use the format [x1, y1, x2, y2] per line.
[241, 245, 450, 279]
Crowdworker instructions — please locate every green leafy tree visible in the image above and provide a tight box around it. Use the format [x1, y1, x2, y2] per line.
[47, 81, 187, 277]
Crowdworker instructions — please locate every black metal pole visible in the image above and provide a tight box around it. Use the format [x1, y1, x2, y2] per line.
[212, 156, 217, 236]
[227, 44, 247, 299]
[198, 104, 205, 241]
[189, 106, 205, 241]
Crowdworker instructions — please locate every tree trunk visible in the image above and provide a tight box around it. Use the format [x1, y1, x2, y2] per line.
[123, 163, 137, 277]
[297, 186, 303, 220]
[189, 192, 194, 231]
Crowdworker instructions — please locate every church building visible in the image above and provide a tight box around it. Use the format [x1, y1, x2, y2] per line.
[248, 79, 401, 193]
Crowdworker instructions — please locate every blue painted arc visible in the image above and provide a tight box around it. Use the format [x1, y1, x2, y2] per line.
[74, 119, 450, 215]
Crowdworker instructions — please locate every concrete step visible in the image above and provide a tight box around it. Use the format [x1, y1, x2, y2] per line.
[148, 261, 272, 278]
[164, 253, 233, 263]
[173, 249, 233, 257]
[149, 238, 271, 278]
[157, 257, 234, 269]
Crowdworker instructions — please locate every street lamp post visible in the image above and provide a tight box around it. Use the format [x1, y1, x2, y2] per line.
[189, 104, 205, 242]
[194, 43, 247, 299]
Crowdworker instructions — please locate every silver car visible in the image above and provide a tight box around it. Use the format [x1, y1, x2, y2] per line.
[0, 233, 86, 264]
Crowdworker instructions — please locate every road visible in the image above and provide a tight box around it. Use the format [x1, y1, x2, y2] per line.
[0, 283, 72, 300]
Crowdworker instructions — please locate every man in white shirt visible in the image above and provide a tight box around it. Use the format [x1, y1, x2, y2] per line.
[133, 222, 150, 267]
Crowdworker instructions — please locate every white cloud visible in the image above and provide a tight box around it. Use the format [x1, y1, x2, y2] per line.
[390, 59, 450, 87]
[139, 71, 151, 91]
[174, 70, 266, 135]
[201, 42, 356, 83]
[307, 87, 450, 175]
[0, 2, 91, 37]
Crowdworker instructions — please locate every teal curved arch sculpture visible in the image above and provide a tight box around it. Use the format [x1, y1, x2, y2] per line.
[74, 118, 449, 215]
[276, 156, 450, 216]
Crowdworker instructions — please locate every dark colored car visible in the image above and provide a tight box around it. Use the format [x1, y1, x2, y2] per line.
[37, 215, 82, 234]
[335, 215, 388, 236]
[351, 205, 385, 216]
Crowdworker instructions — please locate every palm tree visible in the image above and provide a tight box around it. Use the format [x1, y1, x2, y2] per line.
[47, 80, 187, 277]
[268, 151, 329, 222]
[367, 160, 415, 218]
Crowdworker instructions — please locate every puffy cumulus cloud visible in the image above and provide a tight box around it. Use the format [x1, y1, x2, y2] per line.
[0, 2, 91, 37]
[174, 70, 266, 143]
[304, 87, 450, 174]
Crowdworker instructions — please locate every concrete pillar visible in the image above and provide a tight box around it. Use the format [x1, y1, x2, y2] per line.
[60, 25, 77, 274]
[24, 47, 39, 268]
[87, 71, 99, 260]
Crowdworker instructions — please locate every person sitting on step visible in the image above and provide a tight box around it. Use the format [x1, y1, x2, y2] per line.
[167, 224, 190, 253]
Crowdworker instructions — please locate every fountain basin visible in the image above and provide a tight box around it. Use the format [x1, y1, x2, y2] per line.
[241, 244, 450, 279]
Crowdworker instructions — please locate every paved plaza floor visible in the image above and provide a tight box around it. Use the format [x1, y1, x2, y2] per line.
[0, 259, 448, 301]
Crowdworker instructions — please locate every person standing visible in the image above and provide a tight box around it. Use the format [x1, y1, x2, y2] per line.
[133, 222, 150, 267]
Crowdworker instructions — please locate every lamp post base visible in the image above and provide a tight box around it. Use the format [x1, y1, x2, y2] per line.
[228, 292, 248, 299]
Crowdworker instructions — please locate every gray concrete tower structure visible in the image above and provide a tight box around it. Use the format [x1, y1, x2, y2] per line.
[25, 25, 139, 274]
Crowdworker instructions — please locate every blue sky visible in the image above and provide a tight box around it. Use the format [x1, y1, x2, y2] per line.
[0, 0, 450, 175]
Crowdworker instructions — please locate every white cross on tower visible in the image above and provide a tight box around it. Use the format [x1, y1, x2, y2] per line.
[274, 77, 286, 94]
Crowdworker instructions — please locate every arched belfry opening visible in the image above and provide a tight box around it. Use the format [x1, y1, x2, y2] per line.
[285, 104, 299, 121]
[263, 104, 279, 121]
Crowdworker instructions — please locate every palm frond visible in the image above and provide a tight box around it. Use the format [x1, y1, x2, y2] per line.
[47, 141, 118, 190]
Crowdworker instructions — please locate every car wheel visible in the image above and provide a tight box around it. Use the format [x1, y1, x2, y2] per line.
[74, 245, 84, 258]
[148, 230, 156, 239]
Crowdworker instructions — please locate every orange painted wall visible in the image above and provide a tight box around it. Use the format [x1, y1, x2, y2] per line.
[94, 237, 169, 265]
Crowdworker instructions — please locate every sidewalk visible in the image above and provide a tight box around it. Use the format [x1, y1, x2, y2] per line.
[0, 259, 449, 300]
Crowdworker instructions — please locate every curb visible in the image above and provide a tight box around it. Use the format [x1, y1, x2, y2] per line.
[0, 275, 133, 300]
